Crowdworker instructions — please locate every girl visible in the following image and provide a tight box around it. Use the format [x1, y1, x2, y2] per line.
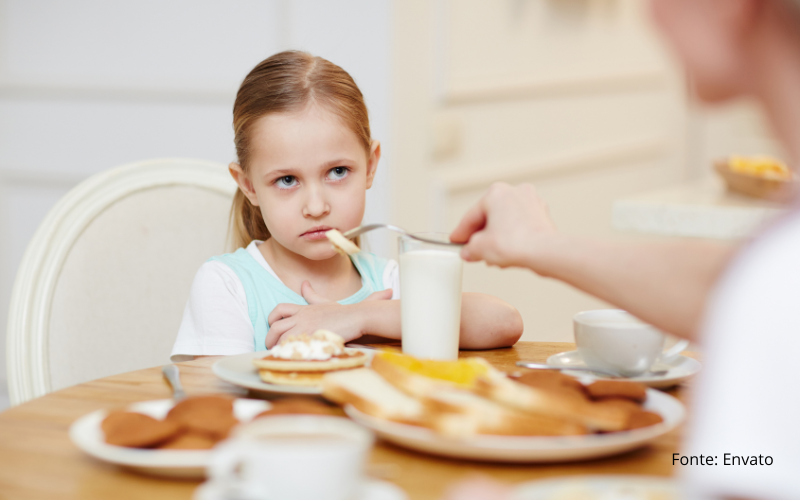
[171, 51, 523, 360]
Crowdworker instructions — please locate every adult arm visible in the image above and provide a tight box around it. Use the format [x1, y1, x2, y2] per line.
[450, 183, 737, 341]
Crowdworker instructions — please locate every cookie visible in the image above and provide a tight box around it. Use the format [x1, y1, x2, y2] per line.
[102, 411, 180, 448]
[166, 395, 237, 438]
[255, 397, 338, 418]
[585, 380, 647, 403]
[157, 431, 218, 450]
[626, 410, 664, 430]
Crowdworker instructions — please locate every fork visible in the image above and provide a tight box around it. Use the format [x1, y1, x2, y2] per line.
[162, 364, 187, 401]
[341, 224, 463, 247]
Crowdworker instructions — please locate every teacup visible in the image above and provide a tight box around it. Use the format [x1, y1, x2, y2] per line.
[573, 309, 688, 377]
[204, 415, 374, 500]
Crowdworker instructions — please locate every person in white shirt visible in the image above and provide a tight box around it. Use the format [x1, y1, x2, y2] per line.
[446, 0, 800, 498]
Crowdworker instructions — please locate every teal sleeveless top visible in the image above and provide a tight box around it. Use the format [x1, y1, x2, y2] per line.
[210, 248, 392, 351]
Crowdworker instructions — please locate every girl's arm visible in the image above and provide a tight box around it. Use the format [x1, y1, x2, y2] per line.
[265, 293, 523, 349]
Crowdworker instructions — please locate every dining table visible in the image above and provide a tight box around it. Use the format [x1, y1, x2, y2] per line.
[0, 342, 694, 500]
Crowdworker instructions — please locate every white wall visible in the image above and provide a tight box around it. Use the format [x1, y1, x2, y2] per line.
[0, 0, 392, 409]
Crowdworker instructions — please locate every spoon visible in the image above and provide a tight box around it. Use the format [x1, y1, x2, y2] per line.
[515, 361, 668, 378]
[162, 364, 187, 401]
[341, 224, 463, 247]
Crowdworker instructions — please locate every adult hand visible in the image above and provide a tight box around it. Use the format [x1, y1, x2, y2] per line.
[450, 182, 556, 269]
[265, 281, 393, 348]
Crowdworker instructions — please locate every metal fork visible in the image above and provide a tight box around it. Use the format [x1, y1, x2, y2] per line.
[341, 223, 463, 247]
[162, 364, 187, 401]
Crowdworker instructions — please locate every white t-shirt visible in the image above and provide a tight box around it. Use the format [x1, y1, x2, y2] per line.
[682, 212, 800, 500]
[170, 241, 400, 361]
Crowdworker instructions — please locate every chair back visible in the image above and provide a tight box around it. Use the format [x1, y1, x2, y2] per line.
[6, 158, 236, 405]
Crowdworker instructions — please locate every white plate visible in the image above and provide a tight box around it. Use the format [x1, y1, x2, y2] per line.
[212, 349, 374, 395]
[195, 478, 407, 500]
[546, 350, 701, 389]
[511, 474, 678, 500]
[69, 398, 270, 479]
[345, 388, 684, 463]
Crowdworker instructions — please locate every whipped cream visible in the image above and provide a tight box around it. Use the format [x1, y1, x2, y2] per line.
[269, 330, 346, 360]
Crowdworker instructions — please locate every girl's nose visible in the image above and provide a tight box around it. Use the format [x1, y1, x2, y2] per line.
[302, 187, 331, 218]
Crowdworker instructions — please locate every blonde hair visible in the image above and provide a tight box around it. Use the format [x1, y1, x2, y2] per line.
[229, 50, 372, 250]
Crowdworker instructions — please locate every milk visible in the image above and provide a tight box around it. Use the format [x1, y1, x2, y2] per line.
[399, 248, 463, 360]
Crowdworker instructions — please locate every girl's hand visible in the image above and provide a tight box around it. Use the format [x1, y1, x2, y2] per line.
[450, 182, 557, 270]
[265, 281, 393, 348]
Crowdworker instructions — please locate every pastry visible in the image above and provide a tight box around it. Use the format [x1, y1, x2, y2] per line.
[253, 330, 368, 387]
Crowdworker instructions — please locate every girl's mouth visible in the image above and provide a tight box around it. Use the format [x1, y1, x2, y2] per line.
[301, 226, 334, 241]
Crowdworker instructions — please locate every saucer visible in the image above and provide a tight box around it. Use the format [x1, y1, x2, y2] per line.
[512, 474, 678, 499]
[546, 350, 701, 388]
[194, 478, 407, 500]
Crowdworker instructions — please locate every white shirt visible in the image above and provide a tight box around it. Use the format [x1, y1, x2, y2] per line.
[682, 212, 800, 500]
[170, 241, 400, 361]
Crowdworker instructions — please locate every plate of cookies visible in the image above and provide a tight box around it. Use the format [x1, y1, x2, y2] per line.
[212, 330, 374, 395]
[69, 395, 270, 478]
[323, 352, 685, 463]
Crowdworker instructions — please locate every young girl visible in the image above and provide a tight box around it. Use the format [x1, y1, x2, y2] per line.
[170, 51, 523, 360]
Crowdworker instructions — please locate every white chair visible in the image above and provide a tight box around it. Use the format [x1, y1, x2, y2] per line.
[6, 158, 236, 406]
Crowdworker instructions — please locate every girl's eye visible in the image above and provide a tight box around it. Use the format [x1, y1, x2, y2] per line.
[328, 166, 349, 181]
[275, 175, 297, 189]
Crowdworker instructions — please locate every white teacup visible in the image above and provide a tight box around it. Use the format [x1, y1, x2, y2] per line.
[204, 415, 374, 500]
[574, 310, 689, 377]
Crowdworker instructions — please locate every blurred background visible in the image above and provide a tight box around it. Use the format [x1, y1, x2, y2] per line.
[0, 0, 784, 410]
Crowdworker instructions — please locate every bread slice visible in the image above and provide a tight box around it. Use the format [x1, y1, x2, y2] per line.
[475, 371, 629, 432]
[423, 389, 587, 438]
[322, 368, 424, 424]
[370, 351, 497, 397]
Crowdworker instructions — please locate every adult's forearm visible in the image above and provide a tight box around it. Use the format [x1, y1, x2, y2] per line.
[527, 236, 738, 341]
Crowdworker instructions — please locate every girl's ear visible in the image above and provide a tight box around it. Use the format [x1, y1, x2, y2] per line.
[365, 140, 381, 189]
[229, 163, 260, 207]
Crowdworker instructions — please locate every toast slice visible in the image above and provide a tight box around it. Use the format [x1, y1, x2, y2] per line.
[475, 371, 630, 432]
[321, 368, 424, 424]
[423, 389, 587, 438]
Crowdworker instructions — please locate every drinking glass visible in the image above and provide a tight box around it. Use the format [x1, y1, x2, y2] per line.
[398, 233, 463, 360]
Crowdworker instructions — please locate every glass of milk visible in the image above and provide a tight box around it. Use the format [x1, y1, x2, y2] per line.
[398, 233, 463, 360]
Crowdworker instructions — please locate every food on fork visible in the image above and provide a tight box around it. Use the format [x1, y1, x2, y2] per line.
[253, 330, 368, 387]
[325, 229, 360, 255]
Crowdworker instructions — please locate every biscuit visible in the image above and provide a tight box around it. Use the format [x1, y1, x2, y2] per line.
[157, 431, 218, 450]
[165, 395, 237, 438]
[585, 380, 647, 403]
[255, 397, 339, 418]
[626, 410, 664, 430]
[102, 411, 180, 448]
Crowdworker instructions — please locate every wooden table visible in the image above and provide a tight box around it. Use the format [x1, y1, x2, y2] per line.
[0, 342, 690, 500]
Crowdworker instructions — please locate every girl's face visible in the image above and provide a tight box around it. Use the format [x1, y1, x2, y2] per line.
[232, 104, 379, 261]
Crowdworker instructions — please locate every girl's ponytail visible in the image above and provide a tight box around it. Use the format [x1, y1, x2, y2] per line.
[229, 189, 270, 251]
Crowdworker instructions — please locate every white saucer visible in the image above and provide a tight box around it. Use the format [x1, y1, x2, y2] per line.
[512, 474, 678, 499]
[546, 350, 701, 388]
[194, 478, 407, 500]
